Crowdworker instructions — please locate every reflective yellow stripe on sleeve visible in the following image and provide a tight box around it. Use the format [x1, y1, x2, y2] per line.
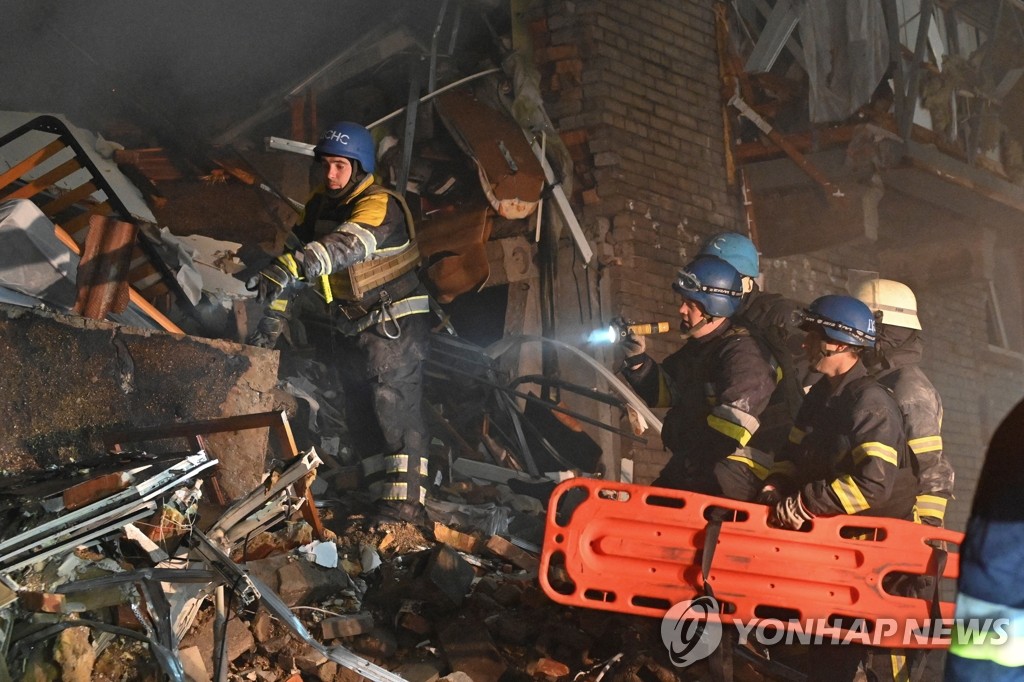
[915, 494, 947, 520]
[852, 442, 899, 467]
[709, 403, 760, 446]
[830, 474, 870, 514]
[771, 460, 796, 478]
[708, 414, 754, 446]
[726, 454, 771, 479]
[908, 435, 943, 454]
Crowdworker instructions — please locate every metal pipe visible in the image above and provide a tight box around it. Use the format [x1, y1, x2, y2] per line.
[266, 68, 504, 158]
[213, 586, 228, 682]
[365, 67, 501, 130]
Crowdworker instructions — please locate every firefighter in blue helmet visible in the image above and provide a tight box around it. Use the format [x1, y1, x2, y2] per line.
[248, 121, 430, 525]
[945, 398, 1024, 680]
[763, 294, 917, 681]
[699, 232, 805, 450]
[620, 255, 780, 500]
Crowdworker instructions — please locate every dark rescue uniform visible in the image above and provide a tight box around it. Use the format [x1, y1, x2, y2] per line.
[866, 334, 949, 682]
[294, 174, 431, 508]
[947, 398, 1024, 679]
[867, 333, 951, 526]
[622, 320, 778, 501]
[772, 360, 918, 682]
[772, 360, 916, 519]
[733, 285, 805, 451]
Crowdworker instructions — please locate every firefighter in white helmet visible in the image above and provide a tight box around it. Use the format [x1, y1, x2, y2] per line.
[851, 278, 950, 682]
[850, 278, 953, 528]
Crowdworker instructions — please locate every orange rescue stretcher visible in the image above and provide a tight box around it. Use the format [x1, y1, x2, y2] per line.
[540, 478, 963, 649]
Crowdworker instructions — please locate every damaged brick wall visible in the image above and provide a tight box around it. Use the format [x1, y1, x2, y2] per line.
[530, 0, 1024, 532]
[530, 0, 745, 481]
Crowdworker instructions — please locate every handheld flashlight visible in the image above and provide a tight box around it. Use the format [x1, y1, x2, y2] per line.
[588, 321, 671, 345]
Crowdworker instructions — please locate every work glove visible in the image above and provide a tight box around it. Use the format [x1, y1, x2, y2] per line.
[246, 311, 288, 349]
[769, 493, 814, 530]
[246, 253, 303, 303]
[756, 484, 782, 506]
[918, 515, 943, 528]
[613, 316, 646, 359]
[301, 241, 333, 280]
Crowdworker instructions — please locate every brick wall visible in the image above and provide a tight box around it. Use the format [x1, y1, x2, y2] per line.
[531, 0, 744, 482]
[531, 1, 1024, 528]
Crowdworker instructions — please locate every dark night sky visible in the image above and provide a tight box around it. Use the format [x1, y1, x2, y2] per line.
[0, 1, 493, 145]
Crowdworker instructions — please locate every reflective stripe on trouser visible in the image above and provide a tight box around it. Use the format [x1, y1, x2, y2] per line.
[338, 314, 430, 506]
[361, 453, 386, 501]
[383, 453, 430, 504]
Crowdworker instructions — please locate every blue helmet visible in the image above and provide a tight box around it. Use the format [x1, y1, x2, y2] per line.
[673, 256, 745, 318]
[698, 232, 760, 278]
[313, 121, 376, 173]
[801, 295, 876, 347]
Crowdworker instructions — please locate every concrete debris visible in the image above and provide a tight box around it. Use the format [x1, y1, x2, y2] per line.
[321, 613, 375, 640]
[0, 326, 699, 682]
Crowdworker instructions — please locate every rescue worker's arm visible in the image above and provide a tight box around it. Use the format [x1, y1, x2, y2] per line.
[801, 392, 903, 517]
[709, 337, 777, 476]
[619, 355, 673, 408]
[904, 389, 952, 526]
[302, 190, 407, 278]
[245, 252, 304, 348]
[759, 428, 802, 503]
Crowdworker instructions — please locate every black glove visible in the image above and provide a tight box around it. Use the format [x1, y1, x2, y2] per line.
[769, 493, 814, 530]
[246, 311, 288, 349]
[246, 253, 302, 303]
[756, 484, 782, 506]
[612, 316, 645, 359]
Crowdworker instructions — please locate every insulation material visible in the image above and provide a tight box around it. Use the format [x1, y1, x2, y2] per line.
[922, 55, 1006, 155]
[799, 0, 889, 123]
[0, 198, 78, 309]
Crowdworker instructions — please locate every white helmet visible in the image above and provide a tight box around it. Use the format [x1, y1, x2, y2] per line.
[849, 278, 921, 330]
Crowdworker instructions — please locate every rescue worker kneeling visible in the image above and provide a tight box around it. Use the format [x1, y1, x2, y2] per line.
[248, 121, 431, 526]
[761, 295, 918, 682]
[620, 255, 780, 501]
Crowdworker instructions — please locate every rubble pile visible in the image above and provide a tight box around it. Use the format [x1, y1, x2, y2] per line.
[0, 419, 720, 682]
